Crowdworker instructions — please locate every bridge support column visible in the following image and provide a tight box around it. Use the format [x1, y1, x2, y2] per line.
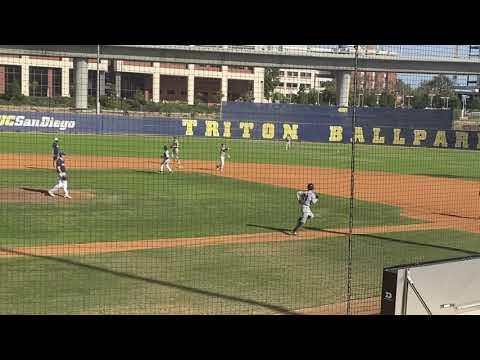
[74, 58, 88, 109]
[21, 56, 29, 96]
[336, 71, 351, 107]
[187, 75, 194, 105]
[115, 72, 121, 98]
[221, 66, 228, 102]
[253, 67, 264, 103]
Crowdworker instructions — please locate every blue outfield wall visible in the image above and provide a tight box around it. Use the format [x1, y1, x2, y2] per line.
[0, 104, 478, 150]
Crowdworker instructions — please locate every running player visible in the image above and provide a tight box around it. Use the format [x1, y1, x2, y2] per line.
[285, 134, 292, 150]
[170, 136, 181, 167]
[160, 145, 172, 173]
[48, 151, 71, 199]
[52, 137, 60, 168]
[291, 183, 318, 235]
[216, 143, 230, 172]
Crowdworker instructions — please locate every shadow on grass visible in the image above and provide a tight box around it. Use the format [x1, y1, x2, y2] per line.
[0, 247, 296, 315]
[20, 187, 50, 196]
[134, 170, 160, 174]
[305, 226, 480, 256]
[413, 173, 480, 181]
[246, 224, 292, 235]
[432, 212, 480, 220]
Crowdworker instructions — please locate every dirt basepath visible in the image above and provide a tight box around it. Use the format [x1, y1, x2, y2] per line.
[0, 153, 478, 259]
[0, 221, 452, 259]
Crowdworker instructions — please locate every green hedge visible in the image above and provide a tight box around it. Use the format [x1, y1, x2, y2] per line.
[0, 94, 219, 114]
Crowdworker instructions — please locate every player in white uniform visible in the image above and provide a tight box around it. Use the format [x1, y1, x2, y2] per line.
[291, 183, 318, 235]
[160, 145, 172, 173]
[48, 151, 71, 199]
[216, 143, 230, 172]
[170, 137, 181, 167]
[285, 134, 292, 150]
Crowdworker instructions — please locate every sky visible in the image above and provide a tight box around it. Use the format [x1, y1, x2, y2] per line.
[305, 45, 475, 88]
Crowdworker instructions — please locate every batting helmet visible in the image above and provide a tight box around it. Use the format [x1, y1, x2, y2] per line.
[307, 183, 315, 190]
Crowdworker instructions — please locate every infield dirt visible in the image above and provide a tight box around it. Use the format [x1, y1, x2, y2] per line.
[0, 153, 478, 259]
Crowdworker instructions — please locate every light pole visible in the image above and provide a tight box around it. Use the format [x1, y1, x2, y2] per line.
[440, 96, 450, 109]
[428, 93, 435, 109]
[375, 93, 381, 107]
[358, 93, 364, 107]
[461, 95, 468, 118]
[406, 95, 413, 109]
[96, 44, 100, 115]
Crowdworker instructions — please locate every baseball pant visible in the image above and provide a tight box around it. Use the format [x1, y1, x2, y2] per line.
[50, 179, 69, 196]
[218, 156, 225, 171]
[300, 205, 314, 224]
[161, 159, 172, 172]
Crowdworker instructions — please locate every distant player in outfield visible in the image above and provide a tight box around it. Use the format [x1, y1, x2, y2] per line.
[170, 136, 181, 167]
[52, 137, 60, 168]
[216, 143, 230, 172]
[160, 145, 172, 173]
[285, 134, 292, 150]
[291, 183, 318, 235]
[48, 151, 71, 199]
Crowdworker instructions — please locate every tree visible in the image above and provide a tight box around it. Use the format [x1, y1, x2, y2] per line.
[5, 80, 24, 101]
[296, 84, 308, 104]
[263, 68, 281, 100]
[469, 96, 480, 111]
[413, 75, 460, 109]
[319, 80, 336, 105]
[272, 92, 286, 103]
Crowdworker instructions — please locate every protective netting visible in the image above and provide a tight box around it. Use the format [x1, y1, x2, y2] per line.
[0, 45, 478, 314]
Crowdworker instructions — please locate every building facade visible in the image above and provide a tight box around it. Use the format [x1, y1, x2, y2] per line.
[275, 69, 333, 95]
[0, 55, 265, 105]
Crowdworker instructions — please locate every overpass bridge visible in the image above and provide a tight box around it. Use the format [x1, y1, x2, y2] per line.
[1, 45, 479, 108]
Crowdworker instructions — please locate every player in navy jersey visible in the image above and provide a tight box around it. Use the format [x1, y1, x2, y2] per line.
[48, 151, 71, 199]
[52, 138, 60, 168]
[160, 145, 172, 173]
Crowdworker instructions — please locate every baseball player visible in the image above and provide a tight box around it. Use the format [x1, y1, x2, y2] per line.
[52, 137, 60, 168]
[216, 143, 230, 172]
[160, 145, 172, 173]
[291, 183, 318, 235]
[170, 136, 181, 167]
[285, 134, 292, 150]
[48, 151, 71, 199]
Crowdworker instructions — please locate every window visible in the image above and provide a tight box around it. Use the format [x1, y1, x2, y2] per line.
[300, 72, 311, 78]
[305, 84, 311, 89]
[278, 71, 284, 76]
[29, 67, 61, 97]
[278, 82, 284, 87]
[292, 72, 298, 77]
[287, 72, 294, 77]
[167, 89, 175, 95]
[4, 65, 21, 95]
[286, 83, 298, 88]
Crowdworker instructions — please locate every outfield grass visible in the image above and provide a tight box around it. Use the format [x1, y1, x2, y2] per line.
[0, 168, 414, 247]
[1, 229, 478, 314]
[0, 132, 478, 179]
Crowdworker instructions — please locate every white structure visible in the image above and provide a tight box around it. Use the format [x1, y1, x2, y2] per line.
[0, 54, 108, 97]
[0, 54, 266, 108]
[275, 68, 333, 95]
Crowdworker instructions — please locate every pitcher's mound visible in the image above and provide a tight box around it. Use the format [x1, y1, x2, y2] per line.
[0, 188, 96, 203]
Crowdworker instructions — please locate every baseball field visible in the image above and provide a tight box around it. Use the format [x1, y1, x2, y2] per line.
[0, 132, 479, 314]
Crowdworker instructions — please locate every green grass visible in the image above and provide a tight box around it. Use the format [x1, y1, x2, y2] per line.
[1, 132, 478, 179]
[1, 229, 478, 314]
[0, 168, 414, 247]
